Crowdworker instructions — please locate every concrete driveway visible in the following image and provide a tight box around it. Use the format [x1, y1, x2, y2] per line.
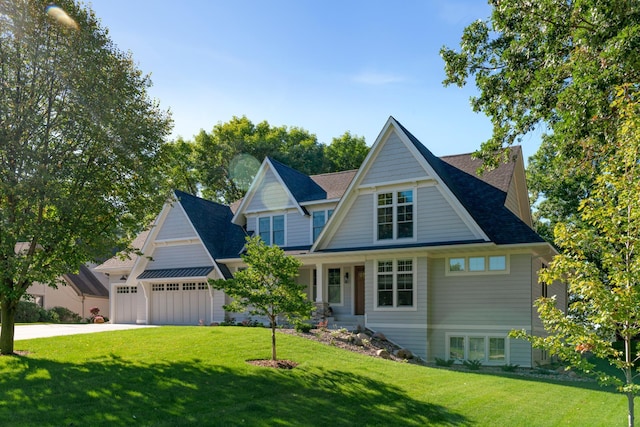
[9, 323, 157, 340]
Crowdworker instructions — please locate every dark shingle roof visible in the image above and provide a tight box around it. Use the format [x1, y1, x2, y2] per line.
[137, 266, 213, 280]
[440, 147, 520, 194]
[63, 265, 109, 297]
[268, 157, 327, 203]
[393, 118, 543, 245]
[175, 190, 247, 271]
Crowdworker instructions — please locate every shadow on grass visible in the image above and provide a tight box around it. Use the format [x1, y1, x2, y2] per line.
[0, 353, 469, 427]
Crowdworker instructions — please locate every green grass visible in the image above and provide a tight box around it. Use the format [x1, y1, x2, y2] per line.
[0, 326, 634, 426]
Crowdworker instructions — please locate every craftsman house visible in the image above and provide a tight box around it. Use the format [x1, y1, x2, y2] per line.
[97, 117, 564, 367]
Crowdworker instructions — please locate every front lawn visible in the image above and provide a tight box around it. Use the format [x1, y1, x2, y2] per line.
[0, 326, 632, 426]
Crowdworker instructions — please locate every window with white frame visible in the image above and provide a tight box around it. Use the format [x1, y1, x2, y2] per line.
[258, 214, 285, 246]
[375, 259, 415, 308]
[312, 209, 334, 241]
[327, 268, 341, 304]
[447, 255, 508, 274]
[376, 189, 414, 241]
[447, 335, 507, 364]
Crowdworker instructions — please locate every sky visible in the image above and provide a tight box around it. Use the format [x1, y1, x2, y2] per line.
[86, 0, 541, 160]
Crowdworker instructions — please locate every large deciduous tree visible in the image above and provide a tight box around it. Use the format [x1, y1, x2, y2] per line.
[513, 88, 640, 427]
[441, 0, 640, 234]
[325, 131, 369, 172]
[193, 116, 327, 204]
[210, 236, 313, 362]
[0, 0, 172, 354]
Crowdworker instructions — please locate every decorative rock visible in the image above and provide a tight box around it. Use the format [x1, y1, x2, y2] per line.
[376, 349, 391, 359]
[356, 332, 369, 341]
[372, 332, 386, 341]
[396, 348, 413, 359]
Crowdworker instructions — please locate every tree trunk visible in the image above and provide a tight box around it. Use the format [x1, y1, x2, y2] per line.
[271, 319, 277, 361]
[627, 392, 634, 427]
[0, 300, 16, 355]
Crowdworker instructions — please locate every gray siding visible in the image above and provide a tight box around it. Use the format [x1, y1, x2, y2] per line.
[505, 179, 521, 219]
[416, 186, 477, 242]
[147, 244, 212, 269]
[287, 212, 310, 247]
[426, 254, 535, 366]
[365, 257, 429, 359]
[246, 169, 296, 212]
[324, 193, 373, 249]
[361, 132, 427, 185]
[156, 206, 197, 240]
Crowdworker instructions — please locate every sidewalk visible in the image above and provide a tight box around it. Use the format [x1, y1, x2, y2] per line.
[8, 323, 157, 341]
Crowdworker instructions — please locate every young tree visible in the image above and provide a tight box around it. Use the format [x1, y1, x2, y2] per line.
[0, 1, 172, 354]
[210, 237, 313, 361]
[512, 88, 640, 427]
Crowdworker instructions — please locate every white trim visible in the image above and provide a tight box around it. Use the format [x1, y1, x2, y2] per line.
[153, 238, 202, 246]
[366, 323, 427, 329]
[373, 257, 417, 311]
[359, 177, 436, 190]
[445, 332, 511, 365]
[373, 187, 418, 244]
[445, 254, 510, 276]
[326, 266, 344, 306]
[430, 324, 530, 331]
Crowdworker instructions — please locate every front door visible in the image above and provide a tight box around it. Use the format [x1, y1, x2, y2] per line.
[354, 266, 365, 315]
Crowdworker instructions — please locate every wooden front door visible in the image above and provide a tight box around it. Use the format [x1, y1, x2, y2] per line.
[354, 266, 365, 315]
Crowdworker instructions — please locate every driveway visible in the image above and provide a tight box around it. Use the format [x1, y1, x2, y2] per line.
[10, 323, 157, 341]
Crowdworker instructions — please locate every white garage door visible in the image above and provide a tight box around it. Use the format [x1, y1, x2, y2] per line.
[150, 282, 211, 325]
[114, 285, 138, 323]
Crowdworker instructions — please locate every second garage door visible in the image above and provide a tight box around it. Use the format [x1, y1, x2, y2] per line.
[150, 282, 211, 325]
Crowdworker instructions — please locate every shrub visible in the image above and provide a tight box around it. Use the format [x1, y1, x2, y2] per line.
[294, 321, 312, 333]
[434, 357, 455, 367]
[501, 363, 520, 372]
[14, 301, 45, 323]
[48, 306, 82, 323]
[463, 359, 482, 370]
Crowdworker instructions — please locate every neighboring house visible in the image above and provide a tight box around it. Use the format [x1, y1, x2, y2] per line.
[26, 263, 110, 319]
[98, 117, 565, 367]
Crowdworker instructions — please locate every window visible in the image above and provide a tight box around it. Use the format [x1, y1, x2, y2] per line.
[312, 269, 317, 301]
[375, 259, 415, 308]
[167, 283, 179, 291]
[377, 190, 414, 241]
[152, 284, 164, 292]
[183, 283, 196, 291]
[446, 255, 508, 274]
[258, 215, 285, 246]
[328, 268, 341, 304]
[312, 209, 334, 241]
[447, 335, 507, 364]
[198, 282, 208, 290]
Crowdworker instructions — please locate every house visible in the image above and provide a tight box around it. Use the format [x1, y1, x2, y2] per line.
[26, 263, 110, 319]
[98, 117, 565, 367]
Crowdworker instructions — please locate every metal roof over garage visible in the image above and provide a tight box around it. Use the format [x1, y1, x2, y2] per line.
[137, 266, 214, 280]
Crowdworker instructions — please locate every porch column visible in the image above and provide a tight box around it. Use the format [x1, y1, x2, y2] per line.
[314, 263, 329, 318]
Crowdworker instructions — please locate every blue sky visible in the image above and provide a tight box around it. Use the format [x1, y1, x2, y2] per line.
[88, 0, 540, 159]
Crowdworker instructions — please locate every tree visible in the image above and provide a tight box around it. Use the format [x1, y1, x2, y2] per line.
[512, 87, 640, 427]
[0, 0, 172, 354]
[193, 116, 327, 203]
[325, 131, 369, 172]
[158, 137, 199, 196]
[209, 236, 313, 362]
[441, 0, 640, 233]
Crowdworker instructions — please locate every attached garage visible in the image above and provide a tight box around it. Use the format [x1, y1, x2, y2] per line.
[150, 282, 211, 325]
[138, 266, 216, 325]
[113, 285, 138, 324]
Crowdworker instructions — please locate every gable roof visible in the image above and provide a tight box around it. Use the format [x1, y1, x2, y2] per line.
[440, 147, 521, 194]
[268, 158, 327, 203]
[311, 169, 357, 200]
[63, 265, 109, 298]
[95, 229, 150, 272]
[175, 190, 247, 262]
[393, 119, 542, 245]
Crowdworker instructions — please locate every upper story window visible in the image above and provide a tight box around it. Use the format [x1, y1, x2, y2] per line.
[377, 189, 414, 241]
[312, 209, 334, 242]
[447, 255, 508, 275]
[258, 214, 285, 246]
